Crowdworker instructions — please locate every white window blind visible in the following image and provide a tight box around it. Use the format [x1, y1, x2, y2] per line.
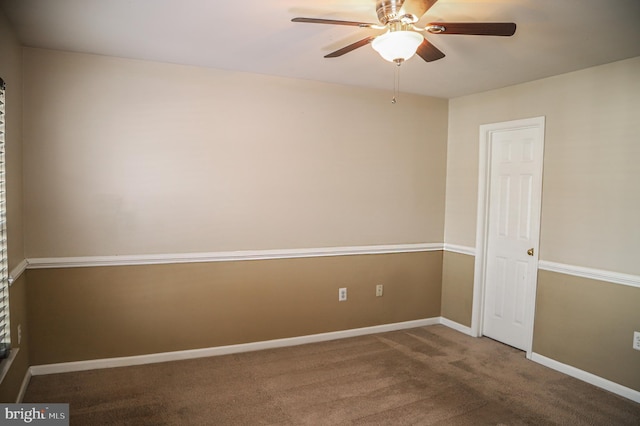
[0, 78, 10, 359]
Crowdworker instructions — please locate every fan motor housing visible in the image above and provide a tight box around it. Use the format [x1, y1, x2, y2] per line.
[376, 0, 410, 25]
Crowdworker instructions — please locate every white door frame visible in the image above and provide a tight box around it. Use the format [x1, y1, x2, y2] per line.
[471, 116, 545, 359]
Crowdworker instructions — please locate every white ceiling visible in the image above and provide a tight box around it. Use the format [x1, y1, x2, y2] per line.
[1, 0, 639, 98]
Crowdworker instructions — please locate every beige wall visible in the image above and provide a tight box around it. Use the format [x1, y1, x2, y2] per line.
[445, 56, 640, 275]
[534, 271, 640, 391]
[440, 251, 473, 327]
[27, 252, 442, 365]
[22, 48, 448, 258]
[6, 27, 640, 399]
[0, 8, 27, 403]
[20, 49, 448, 367]
[443, 57, 640, 392]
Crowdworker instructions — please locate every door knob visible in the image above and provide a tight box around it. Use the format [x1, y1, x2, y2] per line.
[527, 248, 534, 256]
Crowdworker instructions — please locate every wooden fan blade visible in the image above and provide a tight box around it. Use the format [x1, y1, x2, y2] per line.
[325, 37, 376, 58]
[427, 22, 516, 36]
[416, 39, 445, 62]
[400, 0, 439, 20]
[292, 17, 376, 28]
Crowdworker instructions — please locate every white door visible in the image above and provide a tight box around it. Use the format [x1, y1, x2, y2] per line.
[480, 120, 544, 351]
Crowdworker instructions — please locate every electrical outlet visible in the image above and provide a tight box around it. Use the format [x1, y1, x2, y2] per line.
[633, 331, 640, 351]
[376, 284, 384, 297]
[338, 287, 347, 302]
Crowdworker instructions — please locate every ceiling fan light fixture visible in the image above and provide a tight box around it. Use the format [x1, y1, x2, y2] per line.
[371, 30, 423, 63]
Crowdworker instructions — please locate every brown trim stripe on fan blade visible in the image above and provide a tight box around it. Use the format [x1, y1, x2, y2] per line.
[416, 39, 446, 62]
[292, 17, 376, 27]
[429, 22, 516, 36]
[325, 37, 376, 58]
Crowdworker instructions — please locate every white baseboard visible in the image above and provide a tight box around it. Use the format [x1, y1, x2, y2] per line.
[439, 317, 474, 336]
[30, 318, 441, 376]
[24, 321, 640, 406]
[530, 352, 640, 403]
[16, 368, 31, 403]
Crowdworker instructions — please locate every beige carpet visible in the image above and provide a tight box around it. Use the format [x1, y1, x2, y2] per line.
[24, 325, 640, 425]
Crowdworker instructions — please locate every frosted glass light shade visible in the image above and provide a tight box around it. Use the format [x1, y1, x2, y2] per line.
[371, 30, 423, 62]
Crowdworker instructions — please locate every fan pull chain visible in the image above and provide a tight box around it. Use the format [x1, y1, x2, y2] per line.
[392, 60, 401, 104]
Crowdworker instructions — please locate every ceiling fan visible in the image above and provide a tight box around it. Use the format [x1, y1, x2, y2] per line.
[292, 0, 516, 65]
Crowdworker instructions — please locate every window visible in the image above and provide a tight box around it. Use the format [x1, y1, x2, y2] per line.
[0, 78, 9, 359]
